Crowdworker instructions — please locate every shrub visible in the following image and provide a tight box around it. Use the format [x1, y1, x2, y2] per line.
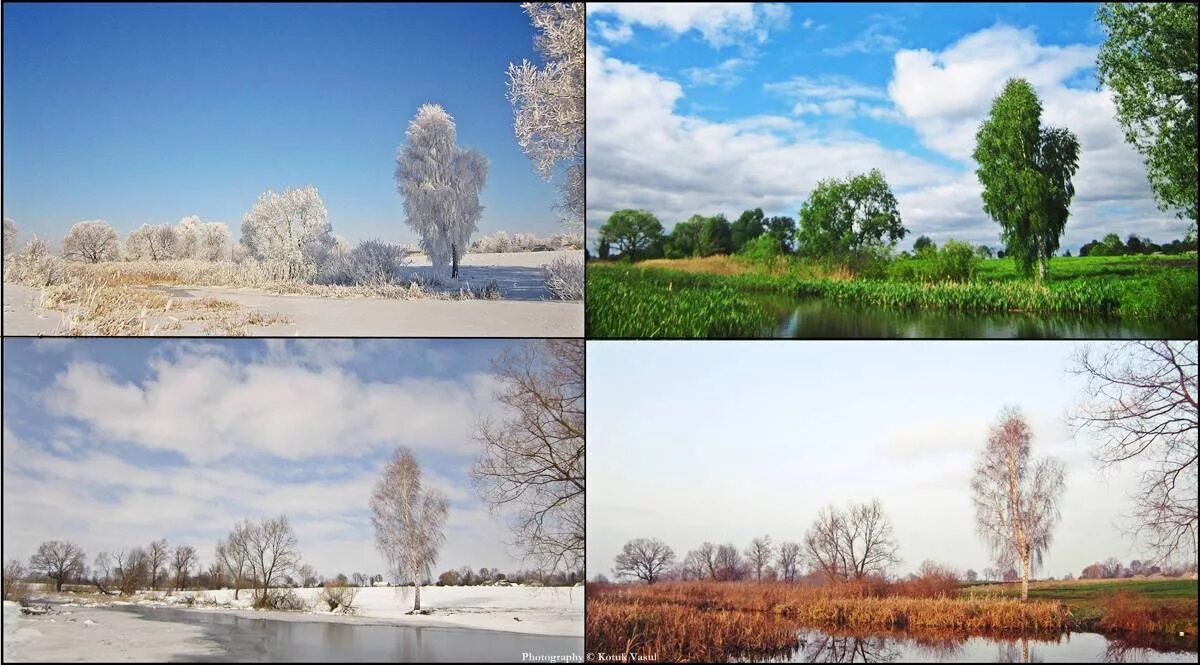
[544, 254, 584, 300]
[317, 239, 410, 286]
[935, 239, 981, 282]
[319, 582, 359, 614]
[5, 235, 62, 286]
[737, 235, 781, 264]
[255, 588, 310, 611]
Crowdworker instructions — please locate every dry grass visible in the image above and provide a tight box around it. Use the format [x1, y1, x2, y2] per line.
[631, 255, 854, 280]
[1097, 591, 1198, 635]
[587, 582, 1071, 663]
[637, 256, 754, 276]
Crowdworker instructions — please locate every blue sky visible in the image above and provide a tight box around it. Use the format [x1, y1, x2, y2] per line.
[587, 341, 1170, 580]
[2, 3, 559, 246]
[2, 339, 537, 579]
[586, 3, 1191, 253]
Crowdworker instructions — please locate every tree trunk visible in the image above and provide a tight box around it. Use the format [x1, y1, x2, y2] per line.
[413, 583, 421, 612]
[1020, 549, 1031, 601]
[1037, 254, 1048, 282]
[55, 577, 63, 592]
[451, 244, 460, 279]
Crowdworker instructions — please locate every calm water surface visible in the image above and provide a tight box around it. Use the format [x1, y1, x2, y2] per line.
[756, 296, 1194, 339]
[126, 606, 583, 662]
[737, 628, 1197, 663]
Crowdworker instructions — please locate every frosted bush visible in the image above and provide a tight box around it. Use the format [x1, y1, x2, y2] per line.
[241, 185, 334, 282]
[543, 254, 583, 300]
[5, 234, 62, 286]
[317, 239, 410, 286]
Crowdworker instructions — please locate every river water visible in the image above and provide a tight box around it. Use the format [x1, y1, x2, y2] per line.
[758, 296, 1195, 339]
[126, 606, 584, 662]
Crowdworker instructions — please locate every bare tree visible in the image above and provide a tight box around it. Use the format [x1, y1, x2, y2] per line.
[3, 559, 25, 600]
[172, 545, 197, 591]
[680, 549, 707, 580]
[971, 406, 1066, 600]
[1069, 341, 1198, 563]
[244, 515, 300, 606]
[612, 538, 675, 585]
[112, 547, 148, 595]
[695, 542, 718, 580]
[803, 499, 900, 582]
[297, 563, 318, 588]
[62, 220, 120, 263]
[745, 535, 774, 583]
[473, 339, 584, 572]
[777, 541, 801, 583]
[371, 447, 449, 612]
[29, 540, 86, 592]
[146, 539, 169, 590]
[216, 522, 251, 599]
[507, 2, 584, 229]
[714, 543, 743, 581]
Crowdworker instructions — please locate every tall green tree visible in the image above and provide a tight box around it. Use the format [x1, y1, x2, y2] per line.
[1096, 2, 1198, 230]
[665, 215, 704, 258]
[763, 216, 797, 254]
[797, 169, 907, 258]
[974, 79, 1080, 281]
[597, 209, 663, 262]
[731, 208, 765, 252]
[698, 214, 733, 257]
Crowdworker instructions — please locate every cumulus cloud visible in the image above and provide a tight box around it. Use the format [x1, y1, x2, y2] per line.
[764, 75, 889, 117]
[587, 3, 791, 48]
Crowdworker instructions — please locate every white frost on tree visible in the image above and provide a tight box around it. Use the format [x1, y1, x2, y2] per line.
[370, 447, 448, 612]
[126, 224, 179, 261]
[197, 222, 232, 261]
[175, 216, 201, 259]
[3, 218, 17, 257]
[508, 2, 584, 230]
[395, 104, 488, 281]
[240, 186, 334, 280]
[62, 220, 120, 263]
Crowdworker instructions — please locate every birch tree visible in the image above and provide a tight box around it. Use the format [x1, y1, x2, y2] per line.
[216, 522, 251, 600]
[970, 406, 1066, 600]
[62, 220, 120, 263]
[175, 216, 201, 259]
[507, 2, 584, 229]
[395, 104, 488, 280]
[241, 186, 334, 280]
[472, 339, 584, 572]
[1069, 341, 1198, 562]
[370, 447, 449, 612]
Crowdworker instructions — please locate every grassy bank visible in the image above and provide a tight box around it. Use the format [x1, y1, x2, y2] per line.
[586, 254, 1198, 338]
[586, 580, 1197, 662]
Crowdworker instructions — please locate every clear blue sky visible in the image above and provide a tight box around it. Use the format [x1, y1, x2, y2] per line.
[586, 3, 1191, 253]
[2, 3, 560, 245]
[2, 338, 532, 578]
[587, 341, 1166, 580]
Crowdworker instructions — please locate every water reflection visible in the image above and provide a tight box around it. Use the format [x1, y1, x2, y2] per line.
[771, 628, 1197, 663]
[755, 295, 1193, 339]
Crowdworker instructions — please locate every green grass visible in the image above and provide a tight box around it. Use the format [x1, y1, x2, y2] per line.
[965, 578, 1198, 635]
[587, 254, 1198, 338]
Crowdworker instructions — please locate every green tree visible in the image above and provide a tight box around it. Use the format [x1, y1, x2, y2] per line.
[1100, 232, 1126, 256]
[665, 215, 704, 258]
[797, 169, 907, 259]
[913, 235, 936, 256]
[974, 79, 1080, 281]
[731, 208, 765, 252]
[763, 216, 796, 254]
[597, 209, 663, 262]
[1096, 2, 1198, 228]
[975, 244, 994, 259]
[698, 214, 733, 257]
[597, 237, 611, 260]
[1125, 233, 1146, 254]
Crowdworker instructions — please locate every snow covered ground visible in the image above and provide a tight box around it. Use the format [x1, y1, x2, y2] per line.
[1, 250, 583, 336]
[22, 585, 583, 636]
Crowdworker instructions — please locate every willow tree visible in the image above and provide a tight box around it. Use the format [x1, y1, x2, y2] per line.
[395, 104, 488, 281]
[371, 447, 448, 613]
[974, 79, 1080, 281]
[970, 407, 1065, 600]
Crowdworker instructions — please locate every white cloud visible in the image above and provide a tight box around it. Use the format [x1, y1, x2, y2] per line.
[586, 43, 953, 228]
[824, 13, 904, 56]
[682, 57, 751, 88]
[764, 75, 889, 117]
[42, 351, 501, 463]
[587, 3, 791, 48]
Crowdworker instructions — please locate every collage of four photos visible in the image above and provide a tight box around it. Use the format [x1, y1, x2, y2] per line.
[1, 2, 1196, 663]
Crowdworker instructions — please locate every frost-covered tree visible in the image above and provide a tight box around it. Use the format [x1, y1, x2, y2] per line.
[197, 222, 232, 261]
[240, 186, 334, 280]
[175, 216, 201, 259]
[29, 540, 86, 592]
[7, 234, 60, 286]
[370, 447, 449, 612]
[126, 224, 179, 261]
[395, 104, 488, 281]
[3, 218, 17, 257]
[508, 2, 584, 229]
[62, 220, 120, 263]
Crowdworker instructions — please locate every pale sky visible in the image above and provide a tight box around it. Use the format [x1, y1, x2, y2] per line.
[587, 341, 1171, 580]
[2, 339, 538, 581]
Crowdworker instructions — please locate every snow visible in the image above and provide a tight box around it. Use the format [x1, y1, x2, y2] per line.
[3, 601, 220, 662]
[42, 585, 582, 637]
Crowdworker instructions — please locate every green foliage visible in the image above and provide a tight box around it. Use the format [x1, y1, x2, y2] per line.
[737, 234, 781, 264]
[913, 235, 936, 256]
[797, 169, 907, 261]
[936, 239, 983, 282]
[665, 215, 703, 258]
[731, 208, 765, 253]
[597, 237, 611, 260]
[586, 265, 773, 338]
[1096, 2, 1198, 227]
[974, 79, 1080, 281]
[698, 214, 733, 257]
[763, 216, 797, 254]
[598, 209, 664, 262]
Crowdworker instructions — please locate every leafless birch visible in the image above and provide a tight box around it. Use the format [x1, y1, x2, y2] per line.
[370, 447, 449, 612]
